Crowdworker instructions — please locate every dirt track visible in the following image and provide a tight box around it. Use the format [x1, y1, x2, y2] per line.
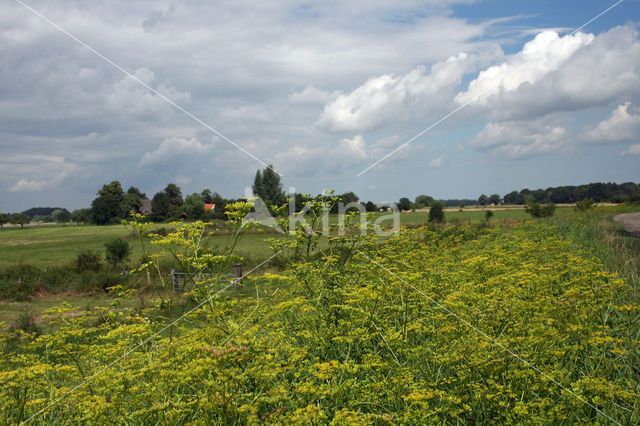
[614, 212, 640, 238]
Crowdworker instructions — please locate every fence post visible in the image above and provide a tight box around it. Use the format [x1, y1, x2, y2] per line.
[234, 263, 243, 285]
[170, 268, 176, 292]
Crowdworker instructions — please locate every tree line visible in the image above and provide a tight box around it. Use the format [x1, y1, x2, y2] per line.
[2, 178, 639, 228]
[500, 182, 640, 205]
[87, 181, 239, 225]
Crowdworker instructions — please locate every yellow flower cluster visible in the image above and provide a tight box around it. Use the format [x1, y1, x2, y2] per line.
[1, 220, 639, 424]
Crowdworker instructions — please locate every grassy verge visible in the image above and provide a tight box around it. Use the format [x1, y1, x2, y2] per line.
[551, 205, 640, 302]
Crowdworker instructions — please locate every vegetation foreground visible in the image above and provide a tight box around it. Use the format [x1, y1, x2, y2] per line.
[1, 209, 640, 424]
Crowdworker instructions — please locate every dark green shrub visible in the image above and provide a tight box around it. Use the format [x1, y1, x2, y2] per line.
[41, 266, 72, 293]
[485, 210, 494, 221]
[0, 264, 41, 300]
[428, 202, 445, 223]
[624, 193, 640, 205]
[104, 238, 131, 267]
[76, 250, 103, 272]
[10, 309, 41, 335]
[576, 198, 595, 212]
[152, 226, 175, 237]
[525, 198, 556, 218]
[92, 270, 126, 292]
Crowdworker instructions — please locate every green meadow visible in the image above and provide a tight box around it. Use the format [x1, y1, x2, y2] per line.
[0, 206, 578, 267]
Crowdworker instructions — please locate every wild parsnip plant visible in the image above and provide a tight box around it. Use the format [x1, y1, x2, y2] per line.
[123, 203, 252, 311]
[1, 214, 639, 424]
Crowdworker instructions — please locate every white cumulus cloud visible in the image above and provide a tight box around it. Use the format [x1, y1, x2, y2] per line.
[428, 157, 445, 168]
[332, 134, 368, 159]
[106, 67, 191, 120]
[471, 121, 567, 159]
[140, 137, 213, 166]
[621, 144, 640, 156]
[9, 179, 49, 192]
[585, 102, 640, 143]
[289, 86, 339, 104]
[456, 31, 594, 105]
[462, 26, 640, 121]
[317, 53, 471, 133]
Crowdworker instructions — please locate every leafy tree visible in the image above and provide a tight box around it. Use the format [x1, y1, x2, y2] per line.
[340, 192, 360, 205]
[71, 208, 93, 225]
[204, 192, 229, 220]
[488, 194, 501, 205]
[398, 197, 412, 211]
[0, 213, 8, 228]
[91, 181, 125, 225]
[164, 183, 183, 207]
[120, 192, 142, 218]
[21, 207, 62, 218]
[414, 195, 434, 208]
[503, 191, 519, 205]
[53, 209, 71, 225]
[330, 192, 360, 213]
[290, 193, 312, 213]
[253, 165, 285, 208]
[478, 194, 488, 206]
[626, 193, 640, 205]
[200, 189, 216, 204]
[127, 186, 146, 199]
[428, 202, 444, 223]
[10, 213, 30, 228]
[151, 192, 171, 222]
[252, 170, 265, 200]
[549, 186, 573, 203]
[184, 193, 205, 220]
[365, 201, 377, 212]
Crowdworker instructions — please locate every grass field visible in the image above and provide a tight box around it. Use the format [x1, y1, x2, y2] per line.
[0, 207, 572, 267]
[0, 224, 278, 267]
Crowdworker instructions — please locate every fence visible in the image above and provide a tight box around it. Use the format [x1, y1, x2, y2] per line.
[171, 263, 243, 292]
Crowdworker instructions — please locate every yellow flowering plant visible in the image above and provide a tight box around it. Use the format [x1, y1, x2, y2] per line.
[2, 213, 640, 424]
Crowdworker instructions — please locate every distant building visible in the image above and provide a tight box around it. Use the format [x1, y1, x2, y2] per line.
[204, 203, 215, 212]
[140, 199, 152, 216]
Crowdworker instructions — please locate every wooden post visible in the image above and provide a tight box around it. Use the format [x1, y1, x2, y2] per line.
[234, 263, 243, 285]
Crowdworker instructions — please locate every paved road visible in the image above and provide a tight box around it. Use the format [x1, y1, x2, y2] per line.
[614, 212, 640, 238]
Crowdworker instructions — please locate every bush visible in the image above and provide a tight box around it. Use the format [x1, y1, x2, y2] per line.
[625, 193, 640, 205]
[576, 198, 595, 212]
[10, 309, 41, 335]
[104, 238, 131, 267]
[0, 264, 41, 301]
[76, 250, 103, 272]
[485, 210, 494, 221]
[428, 202, 445, 223]
[525, 199, 556, 218]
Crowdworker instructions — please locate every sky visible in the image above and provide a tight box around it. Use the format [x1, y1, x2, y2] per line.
[1, 0, 639, 212]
